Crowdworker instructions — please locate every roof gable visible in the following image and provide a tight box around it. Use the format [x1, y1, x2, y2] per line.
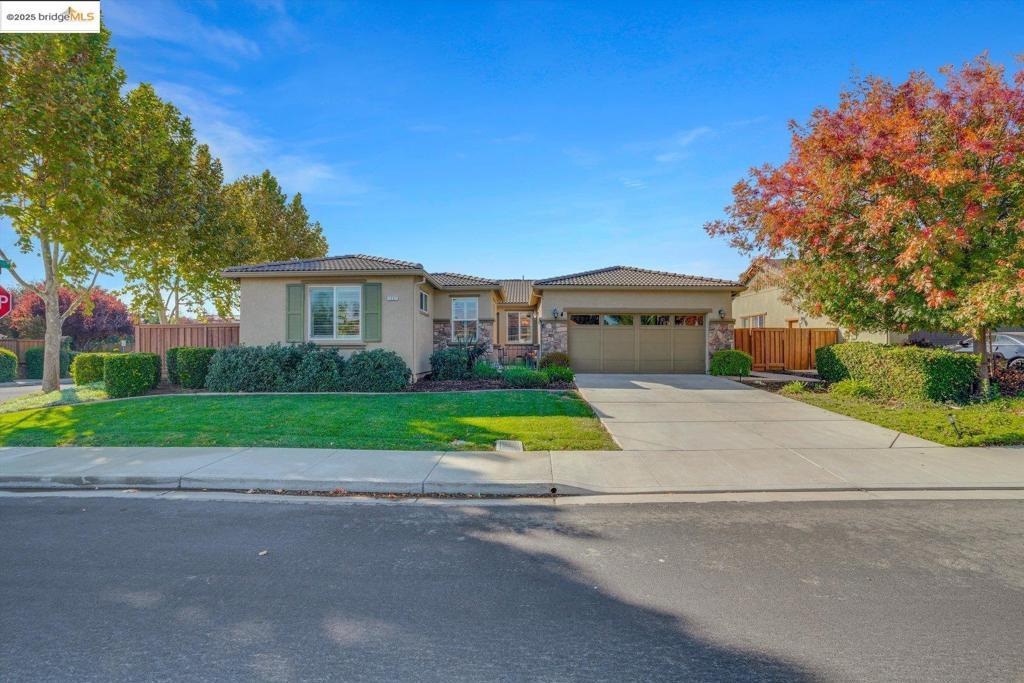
[535, 265, 740, 288]
[498, 279, 535, 304]
[429, 272, 500, 288]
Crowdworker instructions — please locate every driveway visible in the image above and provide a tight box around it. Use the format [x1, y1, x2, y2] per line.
[575, 374, 938, 451]
[0, 379, 72, 403]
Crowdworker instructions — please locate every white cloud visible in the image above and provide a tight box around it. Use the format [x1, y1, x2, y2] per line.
[149, 81, 368, 199]
[105, 0, 261, 62]
[619, 177, 647, 189]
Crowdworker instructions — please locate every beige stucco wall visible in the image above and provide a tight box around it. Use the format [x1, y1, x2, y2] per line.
[537, 288, 734, 320]
[238, 275, 424, 373]
[432, 290, 498, 321]
[412, 281, 435, 377]
[732, 273, 906, 344]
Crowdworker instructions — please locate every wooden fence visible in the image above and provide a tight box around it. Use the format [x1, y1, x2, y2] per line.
[134, 323, 240, 376]
[733, 328, 839, 371]
[0, 338, 44, 362]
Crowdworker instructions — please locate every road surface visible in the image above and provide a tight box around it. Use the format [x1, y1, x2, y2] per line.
[2, 495, 1022, 681]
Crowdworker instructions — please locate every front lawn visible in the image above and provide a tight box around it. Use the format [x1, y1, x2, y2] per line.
[792, 393, 1024, 447]
[0, 391, 616, 451]
[0, 382, 108, 415]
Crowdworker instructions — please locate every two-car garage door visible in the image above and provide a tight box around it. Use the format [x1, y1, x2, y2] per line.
[568, 313, 706, 373]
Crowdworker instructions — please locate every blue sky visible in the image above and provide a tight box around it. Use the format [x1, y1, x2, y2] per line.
[4, 0, 1024, 293]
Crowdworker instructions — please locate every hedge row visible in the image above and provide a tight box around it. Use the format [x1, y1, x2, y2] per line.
[24, 346, 71, 379]
[103, 352, 161, 398]
[0, 348, 17, 383]
[815, 342, 978, 402]
[203, 344, 412, 393]
[71, 352, 114, 385]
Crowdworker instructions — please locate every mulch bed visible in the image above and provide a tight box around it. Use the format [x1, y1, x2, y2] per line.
[405, 379, 575, 392]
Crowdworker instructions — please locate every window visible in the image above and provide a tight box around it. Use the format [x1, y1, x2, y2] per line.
[418, 290, 429, 313]
[506, 311, 532, 343]
[602, 314, 634, 326]
[309, 285, 361, 341]
[569, 314, 599, 325]
[452, 297, 478, 341]
[742, 314, 766, 329]
[674, 315, 705, 327]
[641, 315, 670, 326]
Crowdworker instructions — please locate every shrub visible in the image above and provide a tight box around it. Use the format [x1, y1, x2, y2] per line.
[205, 345, 288, 392]
[430, 347, 471, 380]
[538, 351, 570, 369]
[176, 347, 217, 389]
[779, 381, 808, 395]
[542, 365, 574, 384]
[502, 366, 548, 388]
[71, 352, 113, 385]
[814, 342, 978, 402]
[710, 349, 753, 376]
[341, 349, 411, 392]
[165, 347, 183, 385]
[24, 346, 71, 379]
[136, 352, 162, 388]
[472, 360, 500, 380]
[830, 378, 878, 399]
[0, 348, 16, 383]
[103, 353, 158, 398]
[290, 348, 343, 392]
[992, 365, 1024, 397]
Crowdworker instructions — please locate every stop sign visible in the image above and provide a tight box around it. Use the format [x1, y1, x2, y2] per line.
[0, 286, 11, 319]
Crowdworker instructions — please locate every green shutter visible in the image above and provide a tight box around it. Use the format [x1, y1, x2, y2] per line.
[286, 284, 305, 343]
[362, 282, 382, 342]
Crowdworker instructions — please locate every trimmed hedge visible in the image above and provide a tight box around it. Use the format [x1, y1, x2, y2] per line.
[538, 352, 570, 369]
[24, 346, 71, 379]
[289, 348, 344, 392]
[205, 345, 292, 392]
[341, 349, 411, 392]
[103, 353, 160, 398]
[165, 347, 183, 385]
[71, 352, 114, 385]
[542, 365, 574, 384]
[710, 349, 753, 377]
[0, 348, 16, 383]
[430, 347, 471, 380]
[814, 342, 978, 402]
[502, 366, 548, 388]
[176, 347, 217, 389]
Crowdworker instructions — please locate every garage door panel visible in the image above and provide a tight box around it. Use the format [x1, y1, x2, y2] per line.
[568, 326, 601, 373]
[568, 312, 707, 374]
[671, 328, 705, 373]
[639, 328, 672, 373]
[602, 328, 635, 372]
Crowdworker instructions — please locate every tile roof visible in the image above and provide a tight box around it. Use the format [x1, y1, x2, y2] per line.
[429, 272, 500, 288]
[498, 279, 535, 304]
[534, 266, 741, 288]
[739, 257, 792, 285]
[223, 254, 423, 274]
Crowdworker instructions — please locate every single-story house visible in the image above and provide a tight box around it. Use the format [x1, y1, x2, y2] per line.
[733, 259, 906, 344]
[222, 255, 744, 379]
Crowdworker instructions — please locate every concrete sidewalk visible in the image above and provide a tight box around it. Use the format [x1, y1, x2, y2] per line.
[1, 445, 1022, 496]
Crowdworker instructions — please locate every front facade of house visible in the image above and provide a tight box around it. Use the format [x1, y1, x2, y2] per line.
[733, 259, 906, 344]
[223, 255, 743, 378]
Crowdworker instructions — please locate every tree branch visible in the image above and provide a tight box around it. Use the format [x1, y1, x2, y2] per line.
[0, 246, 45, 297]
[61, 269, 101, 323]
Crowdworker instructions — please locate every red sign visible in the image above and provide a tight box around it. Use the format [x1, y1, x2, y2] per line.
[0, 286, 11, 319]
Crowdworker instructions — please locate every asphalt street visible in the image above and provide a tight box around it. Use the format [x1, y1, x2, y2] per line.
[2, 495, 1022, 682]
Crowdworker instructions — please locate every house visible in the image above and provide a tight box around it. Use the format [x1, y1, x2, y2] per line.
[222, 255, 744, 378]
[732, 259, 906, 344]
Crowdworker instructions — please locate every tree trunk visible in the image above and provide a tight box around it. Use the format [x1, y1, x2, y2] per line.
[41, 285, 62, 392]
[977, 327, 991, 398]
[154, 285, 169, 324]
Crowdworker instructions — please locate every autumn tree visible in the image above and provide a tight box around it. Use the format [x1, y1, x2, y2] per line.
[705, 55, 1024, 385]
[0, 31, 126, 391]
[11, 287, 133, 349]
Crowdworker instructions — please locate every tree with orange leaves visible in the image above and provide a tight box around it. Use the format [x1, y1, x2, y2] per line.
[706, 55, 1024, 388]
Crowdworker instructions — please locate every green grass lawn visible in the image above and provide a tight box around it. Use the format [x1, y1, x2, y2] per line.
[0, 391, 617, 451]
[0, 382, 108, 415]
[792, 392, 1024, 447]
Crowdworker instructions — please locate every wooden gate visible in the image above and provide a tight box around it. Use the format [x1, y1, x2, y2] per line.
[733, 328, 838, 371]
[133, 323, 239, 376]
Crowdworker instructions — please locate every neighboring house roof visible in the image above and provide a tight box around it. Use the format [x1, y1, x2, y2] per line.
[535, 265, 741, 289]
[498, 279, 535, 305]
[428, 272, 501, 289]
[739, 258, 791, 285]
[223, 254, 423, 275]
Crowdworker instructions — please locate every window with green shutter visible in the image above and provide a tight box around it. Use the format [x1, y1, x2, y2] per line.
[362, 282, 382, 342]
[286, 284, 305, 342]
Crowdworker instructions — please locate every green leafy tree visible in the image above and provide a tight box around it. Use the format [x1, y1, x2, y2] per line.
[705, 56, 1024, 387]
[0, 31, 126, 391]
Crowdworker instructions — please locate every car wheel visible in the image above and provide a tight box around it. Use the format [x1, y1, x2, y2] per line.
[1009, 357, 1024, 371]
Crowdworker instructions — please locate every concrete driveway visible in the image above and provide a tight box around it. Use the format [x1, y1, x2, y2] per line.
[575, 374, 938, 451]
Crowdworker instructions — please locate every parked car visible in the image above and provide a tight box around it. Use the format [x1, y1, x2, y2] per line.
[946, 333, 1024, 369]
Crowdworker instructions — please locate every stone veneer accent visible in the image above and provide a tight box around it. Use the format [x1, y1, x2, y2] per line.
[707, 319, 734, 363]
[539, 320, 568, 357]
[432, 320, 495, 357]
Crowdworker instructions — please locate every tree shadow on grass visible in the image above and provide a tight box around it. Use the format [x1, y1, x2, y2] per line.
[1, 498, 817, 682]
